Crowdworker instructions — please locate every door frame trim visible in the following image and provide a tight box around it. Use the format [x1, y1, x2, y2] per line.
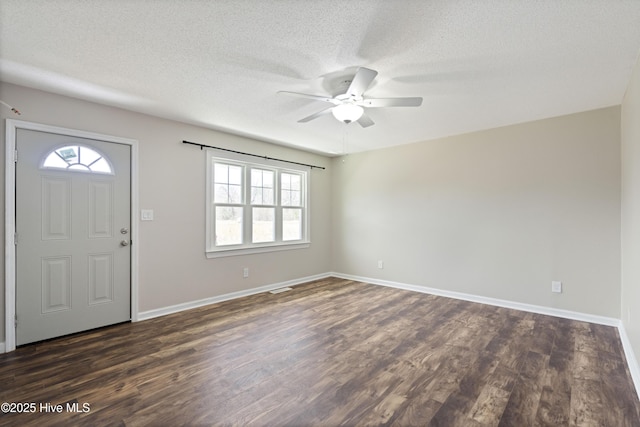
[4, 119, 139, 352]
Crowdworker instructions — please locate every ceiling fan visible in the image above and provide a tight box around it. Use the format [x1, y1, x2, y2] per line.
[278, 67, 422, 127]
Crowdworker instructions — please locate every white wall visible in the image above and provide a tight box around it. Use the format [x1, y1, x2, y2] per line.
[622, 55, 640, 369]
[332, 107, 621, 317]
[0, 82, 332, 342]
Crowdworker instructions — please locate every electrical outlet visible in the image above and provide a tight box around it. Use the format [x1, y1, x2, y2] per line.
[243, 267, 249, 278]
[377, 260, 384, 269]
[551, 281, 562, 293]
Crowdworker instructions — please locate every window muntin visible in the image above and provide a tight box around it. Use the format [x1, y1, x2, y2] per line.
[207, 153, 309, 256]
[42, 145, 113, 174]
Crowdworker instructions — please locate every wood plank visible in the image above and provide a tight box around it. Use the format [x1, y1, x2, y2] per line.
[0, 277, 638, 426]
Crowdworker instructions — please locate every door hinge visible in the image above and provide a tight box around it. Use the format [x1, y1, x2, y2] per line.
[14, 314, 18, 328]
[14, 149, 18, 163]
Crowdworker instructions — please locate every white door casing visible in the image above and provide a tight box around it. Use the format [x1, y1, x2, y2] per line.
[5, 120, 139, 352]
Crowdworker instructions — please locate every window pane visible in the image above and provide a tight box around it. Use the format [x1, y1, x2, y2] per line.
[290, 174, 301, 189]
[43, 154, 69, 168]
[251, 187, 263, 205]
[281, 190, 291, 206]
[57, 146, 78, 160]
[214, 164, 229, 183]
[214, 164, 230, 203]
[251, 170, 262, 186]
[251, 169, 274, 205]
[281, 173, 291, 189]
[282, 189, 301, 207]
[264, 188, 274, 204]
[282, 173, 300, 190]
[214, 184, 242, 204]
[291, 191, 301, 206]
[283, 208, 302, 241]
[90, 158, 112, 173]
[79, 146, 101, 165]
[214, 184, 229, 203]
[229, 166, 242, 185]
[228, 184, 242, 204]
[252, 207, 275, 243]
[215, 207, 243, 246]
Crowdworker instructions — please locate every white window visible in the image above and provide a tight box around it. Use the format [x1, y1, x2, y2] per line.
[206, 151, 310, 257]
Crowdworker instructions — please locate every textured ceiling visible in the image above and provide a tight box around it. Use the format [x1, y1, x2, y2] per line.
[2, 1, 640, 155]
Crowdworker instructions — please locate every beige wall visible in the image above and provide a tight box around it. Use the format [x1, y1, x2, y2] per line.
[622, 55, 640, 364]
[0, 82, 332, 342]
[332, 107, 621, 317]
[0, 81, 628, 348]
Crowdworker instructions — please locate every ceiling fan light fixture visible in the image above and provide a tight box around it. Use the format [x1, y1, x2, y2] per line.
[332, 103, 363, 124]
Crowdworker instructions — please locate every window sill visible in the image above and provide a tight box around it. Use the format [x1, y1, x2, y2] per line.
[206, 241, 310, 258]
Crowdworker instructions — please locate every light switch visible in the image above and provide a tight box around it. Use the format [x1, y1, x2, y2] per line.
[141, 209, 154, 221]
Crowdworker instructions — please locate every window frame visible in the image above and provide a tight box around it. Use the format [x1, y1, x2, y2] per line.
[205, 150, 310, 258]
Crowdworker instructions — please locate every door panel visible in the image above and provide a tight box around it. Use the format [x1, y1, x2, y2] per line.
[88, 253, 114, 304]
[16, 129, 131, 345]
[89, 180, 114, 238]
[41, 176, 72, 240]
[41, 256, 72, 313]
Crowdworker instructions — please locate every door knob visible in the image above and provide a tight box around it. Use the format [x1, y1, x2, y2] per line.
[120, 227, 129, 234]
[120, 240, 130, 247]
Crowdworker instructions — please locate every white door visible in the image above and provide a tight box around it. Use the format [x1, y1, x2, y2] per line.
[15, 128, 131, 345]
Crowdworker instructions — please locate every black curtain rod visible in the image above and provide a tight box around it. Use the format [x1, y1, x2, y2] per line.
[182, 140, 325, 170]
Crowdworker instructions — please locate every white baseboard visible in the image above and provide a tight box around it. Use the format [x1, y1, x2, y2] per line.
[137, 273, 331, 321]
[331, 272, 619, 326]
[619, 323, 640, 398]
[0, 341, 5, 354]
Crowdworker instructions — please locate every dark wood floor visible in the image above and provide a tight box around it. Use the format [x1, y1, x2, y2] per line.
[1, 277, 639, 426]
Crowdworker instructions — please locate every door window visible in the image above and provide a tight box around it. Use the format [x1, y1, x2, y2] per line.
[42, 145, 113, 174]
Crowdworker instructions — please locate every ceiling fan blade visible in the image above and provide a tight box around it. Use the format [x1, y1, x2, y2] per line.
[359, 97, 423, 107]
[278, 91, 336, 104]
[346, 67, 378, 98]
[298, 106, 334, 123]
[357, 112, 375, 128]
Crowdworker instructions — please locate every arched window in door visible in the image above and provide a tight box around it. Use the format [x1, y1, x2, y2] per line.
[41, 145, 114, 174]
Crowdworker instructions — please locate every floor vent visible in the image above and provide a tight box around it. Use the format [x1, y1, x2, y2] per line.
[269, 287, 293, 294]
